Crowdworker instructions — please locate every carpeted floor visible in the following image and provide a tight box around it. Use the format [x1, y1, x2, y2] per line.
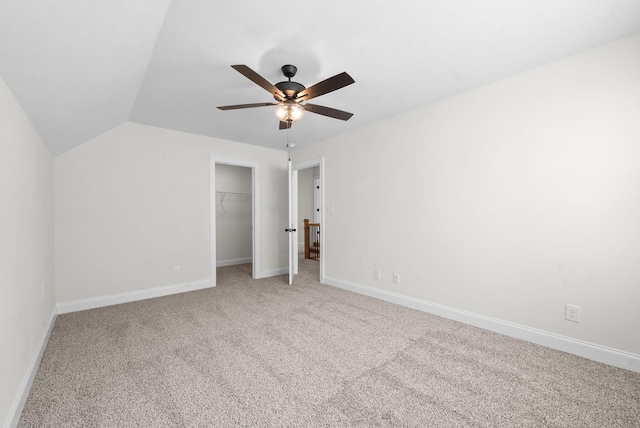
[19, 258, 640, 427]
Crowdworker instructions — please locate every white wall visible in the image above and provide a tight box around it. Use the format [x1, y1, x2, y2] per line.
[55, 122, 288, 303]
[215, 164, 252, 264]
[293, 33, 640, 356]
[0, 75, 55, 426]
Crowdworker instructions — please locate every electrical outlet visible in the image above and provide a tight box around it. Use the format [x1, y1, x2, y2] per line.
[393, 273, 400, 284]
[374, 269, 381, 280]
[565, 304, 581, 322]
[173, 266, 180, 276]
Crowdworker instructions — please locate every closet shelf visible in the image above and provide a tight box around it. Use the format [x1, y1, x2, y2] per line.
[216, 190, 252, 213]
[215, 191, 251, 195]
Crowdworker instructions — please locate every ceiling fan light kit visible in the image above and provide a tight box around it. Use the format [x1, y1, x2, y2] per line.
[275, 101, 305, 122]
[218, 64, 354, 129]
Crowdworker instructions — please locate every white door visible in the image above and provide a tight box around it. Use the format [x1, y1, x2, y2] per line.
[287, 160, 299, 285]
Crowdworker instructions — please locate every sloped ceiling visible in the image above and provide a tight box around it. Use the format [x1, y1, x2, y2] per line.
[1, 1, 640, 155]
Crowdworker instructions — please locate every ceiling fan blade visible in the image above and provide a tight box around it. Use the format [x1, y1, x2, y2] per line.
[279, 121, 292, 130]
[231, 65, 285, 100]
[217, 102, 277, 110]
[303, 103, 353, 121]
[296, 72, 355, 102]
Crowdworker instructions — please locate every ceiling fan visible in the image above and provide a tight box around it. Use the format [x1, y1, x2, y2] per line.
[217, 64, 355, 130]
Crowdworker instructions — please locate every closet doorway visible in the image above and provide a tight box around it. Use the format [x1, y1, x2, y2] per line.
[209, 158, 259, 286]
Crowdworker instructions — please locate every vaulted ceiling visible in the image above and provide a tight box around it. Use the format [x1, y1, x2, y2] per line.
[1, 1, 639, 155]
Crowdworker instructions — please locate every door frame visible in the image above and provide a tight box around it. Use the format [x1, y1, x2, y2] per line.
[209, 156, 260, 286]
[293, 157, 325, 284]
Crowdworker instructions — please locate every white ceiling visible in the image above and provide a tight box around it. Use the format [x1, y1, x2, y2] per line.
[1, 0, 639, 155]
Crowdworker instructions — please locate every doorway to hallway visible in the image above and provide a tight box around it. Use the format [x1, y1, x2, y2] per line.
[292, 158, 324, 284]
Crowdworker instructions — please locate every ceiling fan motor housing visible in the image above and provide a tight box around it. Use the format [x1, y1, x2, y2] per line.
[275, 64, 305, 99]
[275, 81, 305, 99]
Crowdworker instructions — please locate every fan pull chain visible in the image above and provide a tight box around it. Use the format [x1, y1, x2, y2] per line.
[287, 126, 291, 161]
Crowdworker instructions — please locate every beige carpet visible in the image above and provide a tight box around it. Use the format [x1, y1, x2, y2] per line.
[19, 259, 640, 427]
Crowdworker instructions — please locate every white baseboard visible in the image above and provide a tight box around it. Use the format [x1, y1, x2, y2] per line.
[57, 279, 211, 314]
[324, 276, 640, 373]
[217, 257, 252, 267]
[5, 306, 57, 428]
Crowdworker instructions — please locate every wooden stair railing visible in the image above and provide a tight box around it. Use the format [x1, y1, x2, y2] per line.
[303, 219, 320, 260]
